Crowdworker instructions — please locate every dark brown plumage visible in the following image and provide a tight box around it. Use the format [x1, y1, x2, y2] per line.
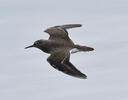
[25, 24, 94, 79]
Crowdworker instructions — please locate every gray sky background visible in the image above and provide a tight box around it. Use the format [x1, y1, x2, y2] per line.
[0, 0, 128, 100]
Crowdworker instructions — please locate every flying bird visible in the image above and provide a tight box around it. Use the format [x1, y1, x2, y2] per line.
[25, 24, 94, 79]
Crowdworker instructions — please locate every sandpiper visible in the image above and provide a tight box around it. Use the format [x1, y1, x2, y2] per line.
[25, 24, 94, 79]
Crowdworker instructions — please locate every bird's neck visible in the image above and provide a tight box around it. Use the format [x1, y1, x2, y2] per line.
[37, 41, 51, 53]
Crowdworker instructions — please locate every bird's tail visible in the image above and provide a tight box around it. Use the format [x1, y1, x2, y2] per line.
[71, 44, 94, 53]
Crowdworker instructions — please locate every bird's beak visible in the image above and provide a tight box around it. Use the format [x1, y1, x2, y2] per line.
[25, 45, 34, 49]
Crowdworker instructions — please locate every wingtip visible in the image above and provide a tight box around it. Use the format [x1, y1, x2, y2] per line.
[70, 24, 82, 27]
[80, 74, 87, 79]
[74, 73, 87, 79]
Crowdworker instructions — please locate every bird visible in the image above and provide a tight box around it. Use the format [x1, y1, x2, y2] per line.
[25, 24, 94, 79]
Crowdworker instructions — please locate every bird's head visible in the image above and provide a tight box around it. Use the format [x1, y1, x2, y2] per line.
[25, 40, 44, 49]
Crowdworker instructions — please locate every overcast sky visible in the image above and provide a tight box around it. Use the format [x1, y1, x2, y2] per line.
[0, 0, 128, 100]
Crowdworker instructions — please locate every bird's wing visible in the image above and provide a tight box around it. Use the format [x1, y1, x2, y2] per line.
[47, 48, 87, 79]
[54, 24, 82, 29]
[44, 24, 82, 40]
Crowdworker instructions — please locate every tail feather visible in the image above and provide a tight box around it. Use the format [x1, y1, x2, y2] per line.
[73, 44, 94, 52]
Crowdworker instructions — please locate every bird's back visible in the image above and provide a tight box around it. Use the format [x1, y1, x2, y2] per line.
[37, 39, 74, 54]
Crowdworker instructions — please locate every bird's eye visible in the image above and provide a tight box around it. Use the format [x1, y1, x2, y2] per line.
[36, 42, 39, 44]
[34, 41, 40, 45]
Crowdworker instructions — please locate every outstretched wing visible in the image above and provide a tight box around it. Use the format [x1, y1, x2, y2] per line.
[47, 48, 87, 79]
[44, 24, 82, 40]
[54, 24, 82, 30]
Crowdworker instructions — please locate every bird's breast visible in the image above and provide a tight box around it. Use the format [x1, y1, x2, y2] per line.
[38, 45, 51, 53]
